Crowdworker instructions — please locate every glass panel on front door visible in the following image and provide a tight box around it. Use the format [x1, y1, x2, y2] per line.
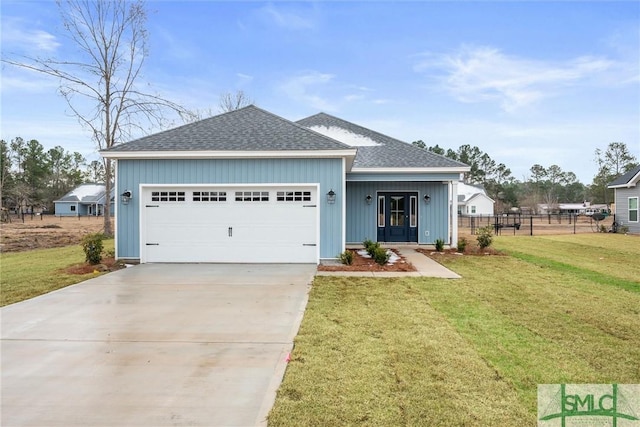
[390, 196, 405, 226]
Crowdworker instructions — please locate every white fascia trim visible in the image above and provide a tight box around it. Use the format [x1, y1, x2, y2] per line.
[100, 149, 357, 160]
[350, 166, 471, 174]
[139, 183, 318, 189]
[608, 171, 640, 189]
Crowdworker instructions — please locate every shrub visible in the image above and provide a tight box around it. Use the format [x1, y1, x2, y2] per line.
[81, 233, 105, 265]
[364, 240, 381, 257]
[618, 225, 629, 234]
[599, 224, 608, 233]
[435, 238, 445, 252]
[476, 225, 493, 250]
[372, 246, 390, 265]
[457, 237, 467, 253]
[362, 238, 374, 249]
[338, 250, 354, 265]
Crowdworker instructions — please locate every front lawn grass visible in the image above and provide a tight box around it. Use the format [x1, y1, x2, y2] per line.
[0, 239, 114, 306]
[269, 234, 640, 426]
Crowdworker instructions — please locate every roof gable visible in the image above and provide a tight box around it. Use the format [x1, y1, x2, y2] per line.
[608, 165, 640, 188]
[102, 105, 352, 154]
[297, 113, 469, 170]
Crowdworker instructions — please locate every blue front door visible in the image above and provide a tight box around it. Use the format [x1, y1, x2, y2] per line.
[377, 192, 418, 242]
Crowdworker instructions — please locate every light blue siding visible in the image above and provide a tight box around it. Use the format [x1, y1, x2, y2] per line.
[346, 181, 451, 245]
[116, 158, 344, 260]
[54, 202, 84, 216]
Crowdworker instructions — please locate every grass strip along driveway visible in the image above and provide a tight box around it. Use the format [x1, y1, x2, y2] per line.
[269, 234, 640, 426]
[0, 240, 114, 306]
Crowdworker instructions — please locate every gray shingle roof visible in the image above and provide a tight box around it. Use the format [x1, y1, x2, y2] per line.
[608, 165, 640, 187]
[296, 113, 469, 169]
[54, 184, 115, 204]
[103, 105, 352, 153]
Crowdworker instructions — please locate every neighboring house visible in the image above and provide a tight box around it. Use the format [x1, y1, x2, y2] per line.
[54, 184, 114, 217]
[100, 106, 469, 264]
[457, 182, 494, 216]
[608, 165, 640, 234]
[537, 202, 609, 216]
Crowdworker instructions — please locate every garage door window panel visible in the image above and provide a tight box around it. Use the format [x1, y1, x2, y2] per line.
[193, 191, 227, 202]
[276, 191, 312, 202]
[152, 191, 186, 202]
[235, 191, 269, 202]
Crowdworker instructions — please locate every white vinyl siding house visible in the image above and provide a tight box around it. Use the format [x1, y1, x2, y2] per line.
[457, 183, 494, 216]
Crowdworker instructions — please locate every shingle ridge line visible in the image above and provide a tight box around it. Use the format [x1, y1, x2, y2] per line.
[300, 112, 468, 167]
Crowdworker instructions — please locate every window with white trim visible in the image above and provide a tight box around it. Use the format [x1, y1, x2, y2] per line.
[235, 191, 269, 202]
[276, 190, 312, 202]
[410, 195, 417, 227]
[629, 197, 638, 222]
[193, 191, 227, 202]
[378, 196, 385, 227]
[471, 206, 477, 214]
[151, 191, 186, 202]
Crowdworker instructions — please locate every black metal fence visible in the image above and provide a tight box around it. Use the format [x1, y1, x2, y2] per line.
[458, 214, 616, 236]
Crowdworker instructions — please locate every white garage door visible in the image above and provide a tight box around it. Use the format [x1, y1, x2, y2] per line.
[141, 185, 318, 263]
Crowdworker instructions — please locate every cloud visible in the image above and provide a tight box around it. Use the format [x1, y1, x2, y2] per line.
[280, 71, 338, 111]
[0, 68, 59, 94]
[154, 26, 197, 61]
[2, 17, 60, 52]
[279, 73, 396, 112]
[236, 73, 254, 84]
[414, 45, 616, 112]
[252, 3, 317, 31]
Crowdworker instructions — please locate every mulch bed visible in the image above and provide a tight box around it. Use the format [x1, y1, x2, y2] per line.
[317, 249, 416, 272]
[415, 246, 505, 257]
[63, 257, 127, 275]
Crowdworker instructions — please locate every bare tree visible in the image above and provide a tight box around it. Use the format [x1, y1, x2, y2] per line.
[3, 0, 192, 236]
[218, 90, 253, 113]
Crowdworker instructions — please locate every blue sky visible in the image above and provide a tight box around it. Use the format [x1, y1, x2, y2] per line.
[2, 1, 639, 183]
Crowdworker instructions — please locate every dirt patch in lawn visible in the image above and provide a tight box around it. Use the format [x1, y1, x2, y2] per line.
[1, 215, 110, 253]
[318, 249, 416, 272]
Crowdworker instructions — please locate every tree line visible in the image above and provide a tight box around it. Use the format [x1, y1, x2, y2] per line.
[413, 140, 638, 213]
[1, 0, 636, 233]
[0, 137, 107, 214]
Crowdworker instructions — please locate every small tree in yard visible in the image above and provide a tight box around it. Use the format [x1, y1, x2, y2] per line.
[476, 226, 493, 250]
[3, 0, 192, 236]
[82, 233, 104, 265]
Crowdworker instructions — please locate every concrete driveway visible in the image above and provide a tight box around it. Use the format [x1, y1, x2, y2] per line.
[1, 264, 316, 427]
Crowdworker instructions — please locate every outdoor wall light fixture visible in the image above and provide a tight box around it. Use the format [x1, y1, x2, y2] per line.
[121, 190, 132, 205]
[423, 194, 431, 203]
[326, 189, 336, 204]
[365, 194, 373, 205]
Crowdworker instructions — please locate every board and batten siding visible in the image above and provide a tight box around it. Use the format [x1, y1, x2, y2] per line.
[615, 186, 640, 234]
[54, 202, 80, 216]
[346, 180, 451, 244]
[116, 158, 344, 260]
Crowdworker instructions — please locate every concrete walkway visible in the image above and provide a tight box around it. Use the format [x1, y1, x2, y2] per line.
[316, 247, 461, 279]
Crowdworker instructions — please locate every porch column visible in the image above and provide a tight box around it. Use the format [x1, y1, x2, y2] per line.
[450, 180, 459, 247]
